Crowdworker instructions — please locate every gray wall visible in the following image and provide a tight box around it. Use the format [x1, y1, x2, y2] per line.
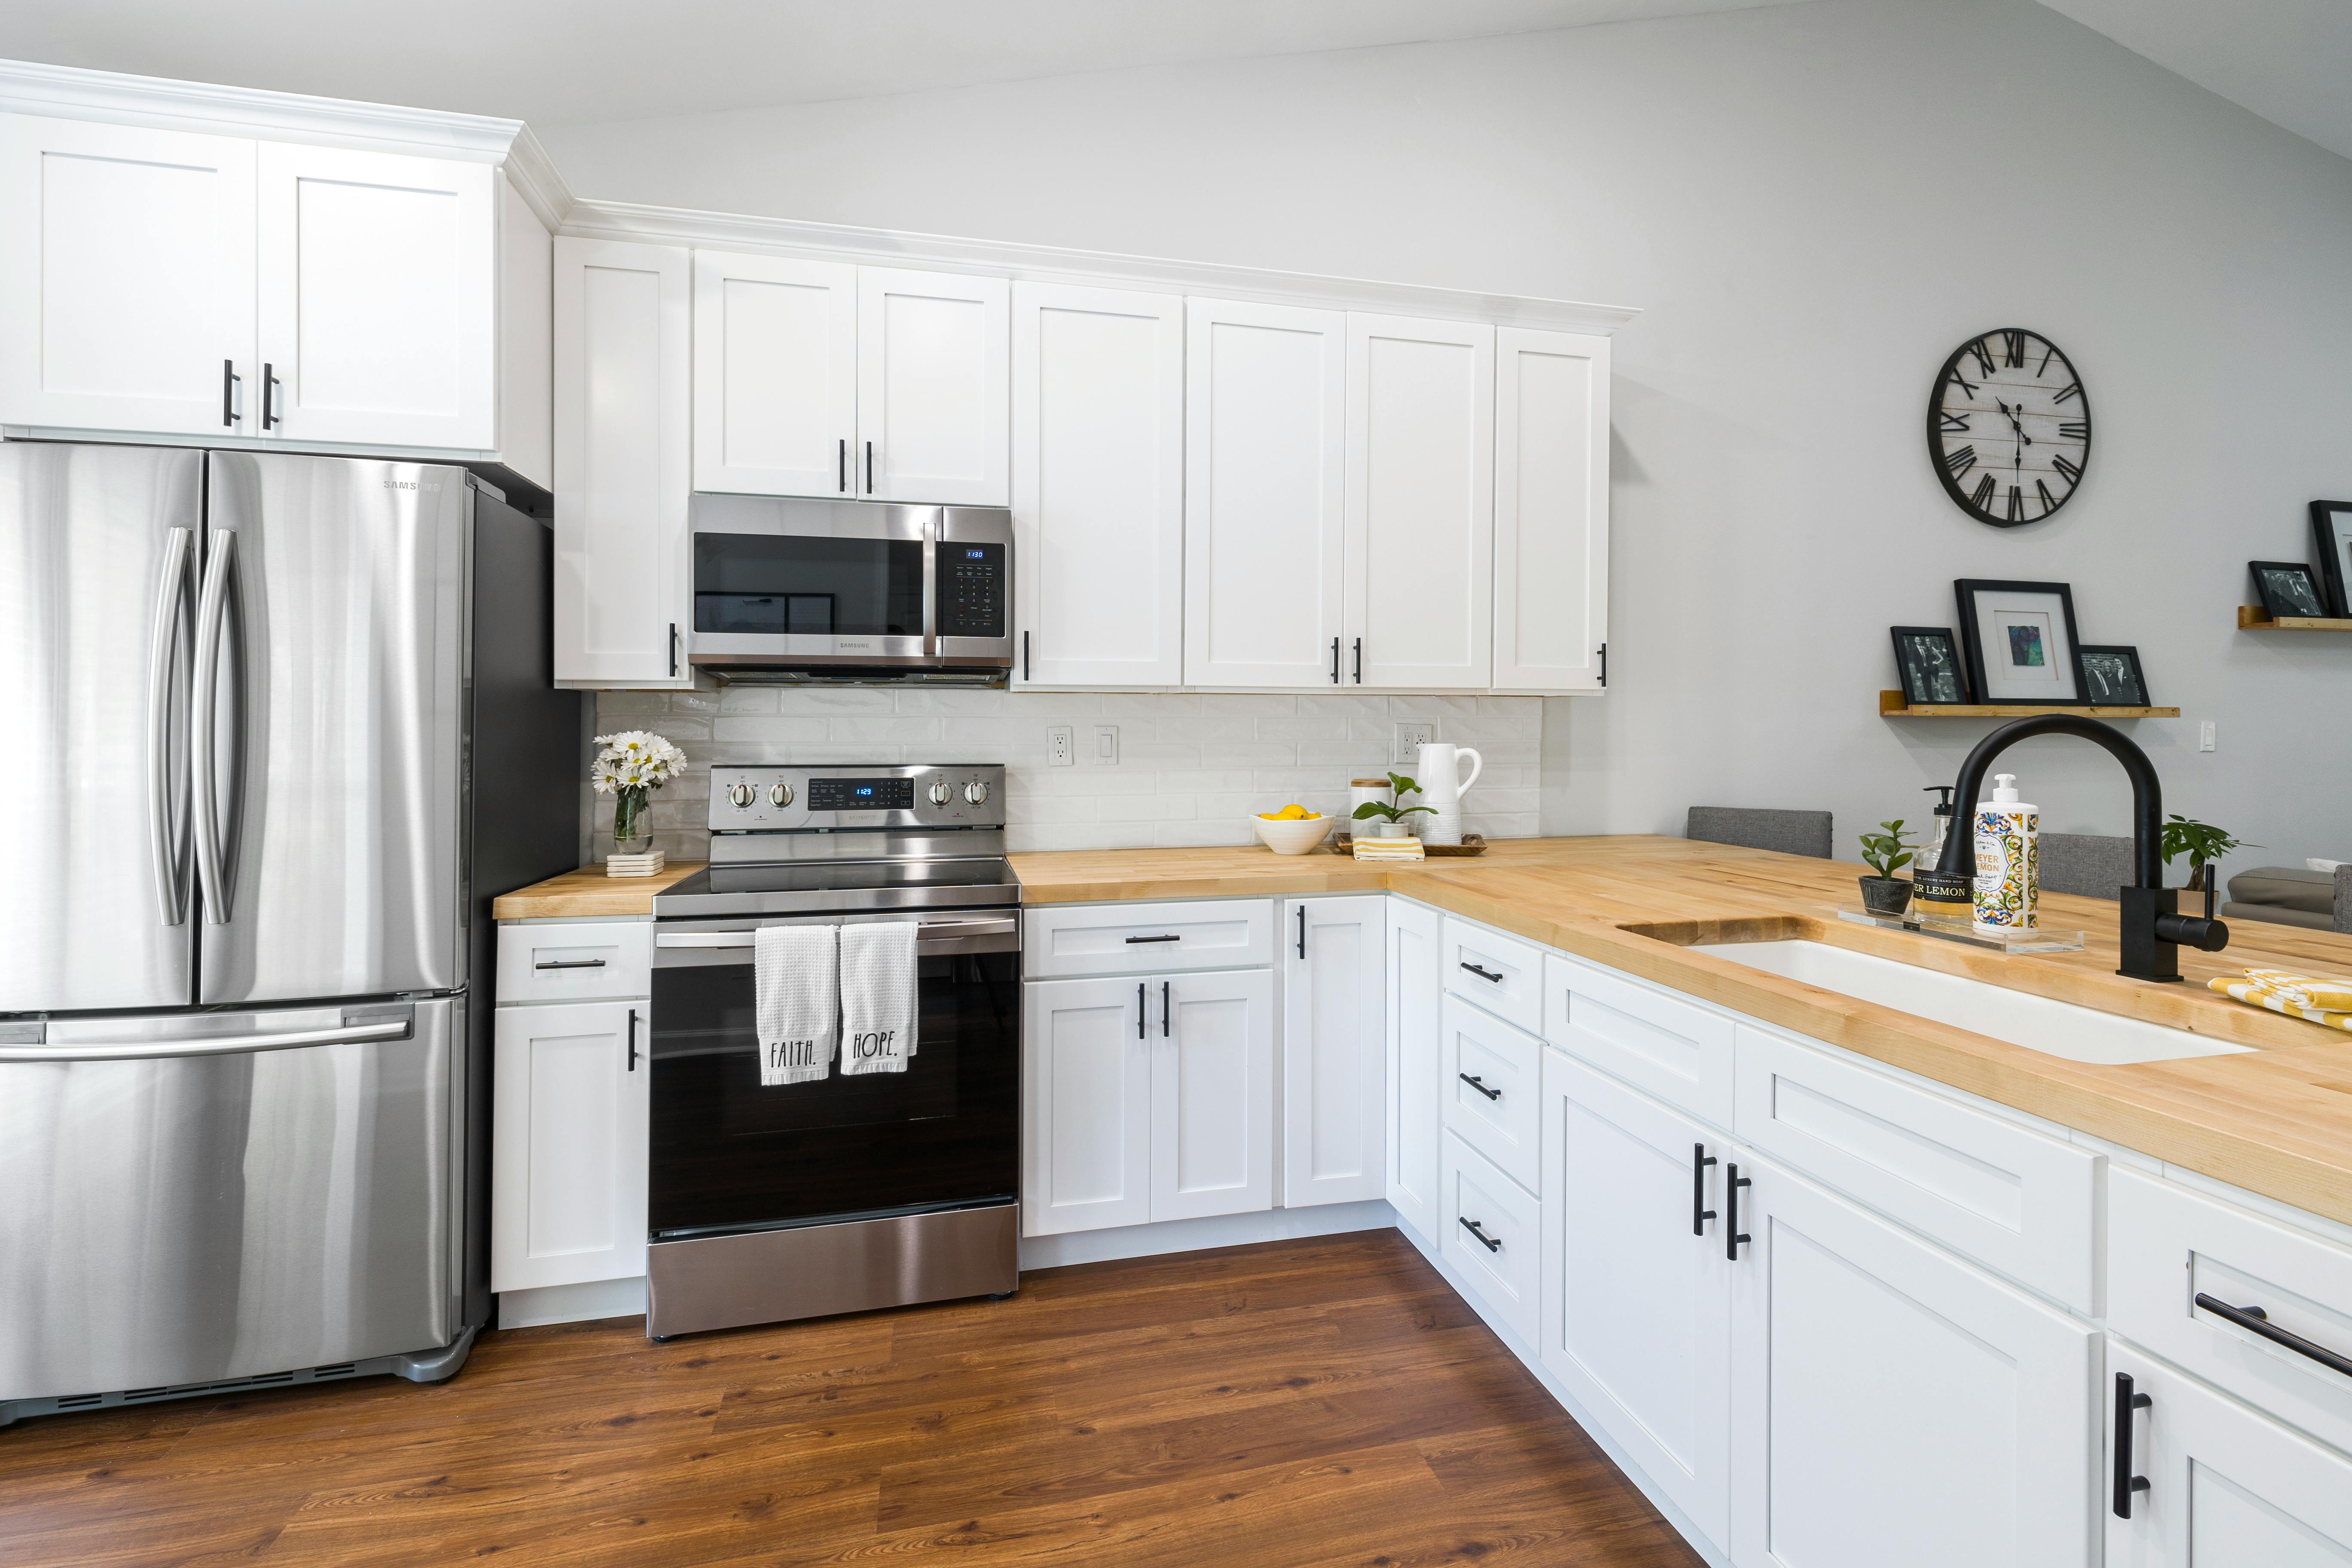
[550, 0, 2352, 871]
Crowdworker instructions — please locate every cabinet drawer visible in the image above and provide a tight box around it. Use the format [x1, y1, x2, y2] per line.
[1023, 899, 1273, 977]
[1733, 1024, 2096, 1312]
[2111, 1166, 2352, 1454]
[496, 921, 652, 1002]
[1442, 916, 1543, 1035]
[1441, 1130, 1540, 1346]
[1546, 950, 1735, 1130]
[1442, 993, 1541, 1196]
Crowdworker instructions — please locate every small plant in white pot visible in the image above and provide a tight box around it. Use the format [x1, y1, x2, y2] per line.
[1857, 820, 1917, 916]
[1352, 772, 1435, 839]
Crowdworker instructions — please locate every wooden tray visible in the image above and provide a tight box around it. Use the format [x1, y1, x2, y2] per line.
[1333, 833, 1487, 857]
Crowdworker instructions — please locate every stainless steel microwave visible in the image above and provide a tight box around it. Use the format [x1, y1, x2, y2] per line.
[688, 496, 1012, 681]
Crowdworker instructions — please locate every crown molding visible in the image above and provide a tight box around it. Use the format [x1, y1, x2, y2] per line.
[559, 199, 1640, 335]
[500, 124, 576, 231]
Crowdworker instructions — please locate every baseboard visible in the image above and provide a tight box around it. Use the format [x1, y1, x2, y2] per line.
[1018, 1200, 1398, 1271]
[496, 1275, 647, 1330]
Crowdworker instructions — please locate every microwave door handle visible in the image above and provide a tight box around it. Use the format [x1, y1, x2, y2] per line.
[922, 513, 938, 658]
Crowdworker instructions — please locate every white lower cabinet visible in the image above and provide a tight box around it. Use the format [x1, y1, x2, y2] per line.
[1540, 1050, 1733, 1551]
[1281, 896, 1386, 1208]
[1728, 1152, 2099, 1568]
[2107, 1341, 2352, 1567]
[490, 999, 650, 1293]
[1386, 898, 1444, 1238]
[1152, 969, 1277, 1222]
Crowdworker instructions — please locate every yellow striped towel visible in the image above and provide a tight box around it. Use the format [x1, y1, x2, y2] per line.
[2239, 968, 2352, 1012]
[2207, 976, 2352, 1032]
[1353, 836, 1425, 861]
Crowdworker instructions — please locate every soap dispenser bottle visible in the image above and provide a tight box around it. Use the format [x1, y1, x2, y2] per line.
[1972, 773, 2041, 935]
[1922, 785, 1957, 864]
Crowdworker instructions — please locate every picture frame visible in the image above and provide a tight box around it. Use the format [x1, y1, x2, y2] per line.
[1890, 626, 1969, 706]
[2250, 560, 2330, 623]
[2075, 644, 2150, 708]
[2311, 501, 2352, 619]
[1953, 579, 2085, 705]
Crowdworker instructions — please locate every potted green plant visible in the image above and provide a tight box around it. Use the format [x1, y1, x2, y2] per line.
[2159, 815, 2257, 895]
[1856, 820, 1917, 916]
[1351, 771, 1436, 839]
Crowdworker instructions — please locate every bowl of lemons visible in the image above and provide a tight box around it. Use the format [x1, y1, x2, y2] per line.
[1253, 803, 1335, 855]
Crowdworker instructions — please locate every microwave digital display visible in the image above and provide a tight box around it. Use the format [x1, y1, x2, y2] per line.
[807, 777, 916, 811]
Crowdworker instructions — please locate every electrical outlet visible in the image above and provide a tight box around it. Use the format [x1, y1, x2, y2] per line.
[2199, 720, 2216, 753]
[1047, 724, 1075, 767]
[1394, 721, 1435, 766]
[1093, 724, 1119, 765]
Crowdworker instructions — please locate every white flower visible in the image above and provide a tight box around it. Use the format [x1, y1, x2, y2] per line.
[590, 730, 688, 794]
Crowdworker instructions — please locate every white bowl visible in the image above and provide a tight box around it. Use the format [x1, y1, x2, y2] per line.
[1254, 814, 1336, 854]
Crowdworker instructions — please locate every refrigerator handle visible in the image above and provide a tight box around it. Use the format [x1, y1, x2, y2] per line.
[192, 531, 239, 925]
[147, 527, 195, 927]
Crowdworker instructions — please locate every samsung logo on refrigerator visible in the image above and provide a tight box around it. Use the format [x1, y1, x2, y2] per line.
[382, 480, 442, 491]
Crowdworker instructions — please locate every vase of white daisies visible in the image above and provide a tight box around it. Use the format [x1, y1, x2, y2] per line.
[591, 731, 689, 856]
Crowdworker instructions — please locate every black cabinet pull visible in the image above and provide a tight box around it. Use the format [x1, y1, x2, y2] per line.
[1124, 934, 1180, 944]
[1137, 981, 1146, 1041]
[535, 957, 607, 971]
[1162, 980, 1170, 1038]
[1725, 1164, 1752, 1260]
[1352, 637, 1361, 683]
[1297, 905, 1307, 960]
[1458, 1217, 1502, 1253]
[1692, 1143, 1718, 1236]
[1599, 642, 1607, 687]
[261, 362, 280, 429]
[837, 437, 847, 493]
[1330, 636, 1341, 684]
[1458, 1072, 1501, 1102]
[1023, 631, 1031, 682]
[221, 359, 241, 427]
[625, 1009, 640, 1073]
[2195, 1293, 2352, 1378]
[669, 622, 680, 678]
[865, 440, 874, 493]
[1460, 962, 1504, 983]
[2112, 1372, 2152, 1519]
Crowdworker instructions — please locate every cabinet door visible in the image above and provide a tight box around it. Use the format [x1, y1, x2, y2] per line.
[1387, 897, 1445, 1238]
[491, 1001, 649, 1292]
[1730, 1154, 2098, 1568]
[1182, 298, 1347, 688]
[692, 251, 857, 497]
[2106, 1343, 2352, 1568]
[0, 114, 256, 437]
[1541, 1052, 1733, 1551]
[1011, 282, 1184, 688]
[1152, 968, 1276, 1222]
[1343, 313, 1494, 689]
[1493, 328, 1609, 692]
[855, 266, 1009, 505]
[1282, 897, 1387, 1207]
[255, 144, 496, 450]
[1022, 976, 1153, 1236]
[552, 237, 693, 686]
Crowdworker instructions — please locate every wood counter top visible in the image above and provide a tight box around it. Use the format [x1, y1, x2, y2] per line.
[490, 862, 704, 919]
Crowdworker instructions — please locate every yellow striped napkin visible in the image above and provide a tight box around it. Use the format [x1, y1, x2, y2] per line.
[2208, 972, 2352, 1033]
[2240, 968, 2352, 1012]
[1352, 836, 1426, 862]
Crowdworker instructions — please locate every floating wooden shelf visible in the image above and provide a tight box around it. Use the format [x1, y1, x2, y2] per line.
[2239, 605, 2352, 632]
[1879, 691, 2179, 719]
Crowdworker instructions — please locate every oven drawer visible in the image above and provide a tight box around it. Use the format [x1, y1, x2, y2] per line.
[1023, 899, 1274, 977]
[496, 921, 651, 1002]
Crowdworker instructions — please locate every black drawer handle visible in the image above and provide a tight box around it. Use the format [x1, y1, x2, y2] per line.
[2195, 1293, 2352, 1378]
[1458, 1217, 1502, 1253]
[1725, 1163, 1752, 1260]
[1460, 962, 1504, 983]
[2113, 1372, 2151, 1518]
[1125, 934, 1181, 944]
[1692, 1143, 1718, 1236]
[1137, 982, 1146, 1041]
[1458, 1072, 1501, 1102]
[535, 957, 608, 971]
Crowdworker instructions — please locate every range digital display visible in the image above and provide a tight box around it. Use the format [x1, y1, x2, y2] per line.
[807, 777, 916, 811]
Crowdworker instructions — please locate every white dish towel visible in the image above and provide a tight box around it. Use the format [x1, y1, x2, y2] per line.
[839, 921, 919, 1075]
[754, 923, 838, 1086]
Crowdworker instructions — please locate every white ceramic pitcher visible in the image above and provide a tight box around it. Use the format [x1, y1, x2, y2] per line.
[1415, 743, 1482, 845]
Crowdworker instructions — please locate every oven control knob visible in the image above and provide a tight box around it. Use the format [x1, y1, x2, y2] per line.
[727, 782, 755, 808]
[769, 782, 794, 808]
[928, 781, 953, 806]
[963, 781, 990, 805]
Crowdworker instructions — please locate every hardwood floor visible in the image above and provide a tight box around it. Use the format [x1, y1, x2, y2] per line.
[0, 1232, 1703, 1567]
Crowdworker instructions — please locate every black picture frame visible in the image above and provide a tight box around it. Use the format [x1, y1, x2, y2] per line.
[1953, 579, 2086, 705]
[1890, 626, 1969, 706]
[2311, 501, 2352, 619]
[2075, 645, 2150, 708]
[2250, 560, 2330, 622]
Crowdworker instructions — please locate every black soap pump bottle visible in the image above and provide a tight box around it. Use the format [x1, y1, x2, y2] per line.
[1913, 786, 1973, 922]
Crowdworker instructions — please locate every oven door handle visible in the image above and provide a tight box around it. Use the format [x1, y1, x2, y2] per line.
[655, 916, 1020, 959]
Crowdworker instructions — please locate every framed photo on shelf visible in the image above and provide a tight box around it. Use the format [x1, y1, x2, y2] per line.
[2311, 501, 2352, 618]
[2250, 560, 2330, 622]
[2076, 645, 2150, 707]
[1890, 626, 1969, 706]
[1954, 580, 2085, 705]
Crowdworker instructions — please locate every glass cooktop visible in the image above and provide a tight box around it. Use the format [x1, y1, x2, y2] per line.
[653, 857, 1019, 917]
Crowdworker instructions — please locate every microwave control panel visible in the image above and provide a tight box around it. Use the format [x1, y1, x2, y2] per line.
[937, 543, 1006, 640]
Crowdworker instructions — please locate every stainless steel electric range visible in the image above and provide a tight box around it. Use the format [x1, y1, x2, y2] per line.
[644, 763, 1019, 1338]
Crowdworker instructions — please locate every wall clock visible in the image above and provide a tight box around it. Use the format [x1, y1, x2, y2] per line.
[1927, 328, 2090, 527]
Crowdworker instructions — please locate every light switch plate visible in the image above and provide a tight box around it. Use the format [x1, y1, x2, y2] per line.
[1093, 724, 1119, 764]
[2199, 720, 2216, 753]
[1047, 724, 1075, 766]
[1394, 721, 1435, 765]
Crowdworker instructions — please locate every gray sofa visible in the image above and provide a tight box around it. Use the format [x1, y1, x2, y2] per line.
[2221, 865, 2352, 936]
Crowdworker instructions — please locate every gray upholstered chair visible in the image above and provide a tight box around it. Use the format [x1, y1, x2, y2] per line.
[1685, 807, 1833, 860]
[2039, 833, 2136, 900]
[2221, 865, 2352, 935]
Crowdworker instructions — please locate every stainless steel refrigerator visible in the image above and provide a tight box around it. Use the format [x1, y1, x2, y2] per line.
[0, 442, 581, 1426]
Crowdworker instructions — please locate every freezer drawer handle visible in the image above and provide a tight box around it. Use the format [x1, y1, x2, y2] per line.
[1458, 1217, 1502, 1253]
[0, 1018, 410, 1064]
[535, 957, 608, 971]
[147, 526, 195, 928]
[191, 530, 240, 924]
[1458, 1072, 1501, 1102]
[2112, 1372, 2152, 1519]
[2194, 1292, 2352, 1378]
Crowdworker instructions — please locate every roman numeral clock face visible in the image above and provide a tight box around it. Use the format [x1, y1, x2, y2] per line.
[1928, 328, 2091, 526]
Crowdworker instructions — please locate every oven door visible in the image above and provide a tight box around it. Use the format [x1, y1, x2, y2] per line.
[648, 911, 1019, 1238]
[689, 496, 933, 667]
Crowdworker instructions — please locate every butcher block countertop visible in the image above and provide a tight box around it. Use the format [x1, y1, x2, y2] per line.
[498, 836, 2352, 1225]
[490, 861, 705, 919]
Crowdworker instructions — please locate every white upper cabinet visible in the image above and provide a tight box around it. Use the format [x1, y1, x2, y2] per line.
[255, 144, 496, 450]
[1183, 298, 1348, 688]
[1011, 282, 1185, 688]
[856, 266, 1009, 505]
[1281, 896, 1388, 1208]
[692, 251, 858, 498]
[553, 237, 693, 688]
[0, 115, 256, 438]
[1494, 327, 1610, 692]
[1344, 313, 1494, 689]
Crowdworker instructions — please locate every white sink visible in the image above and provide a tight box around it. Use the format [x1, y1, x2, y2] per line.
[1691, 940, 2253, 1066]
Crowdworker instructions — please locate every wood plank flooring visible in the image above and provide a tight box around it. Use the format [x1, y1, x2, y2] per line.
[0, 1232, 1703, 1567]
